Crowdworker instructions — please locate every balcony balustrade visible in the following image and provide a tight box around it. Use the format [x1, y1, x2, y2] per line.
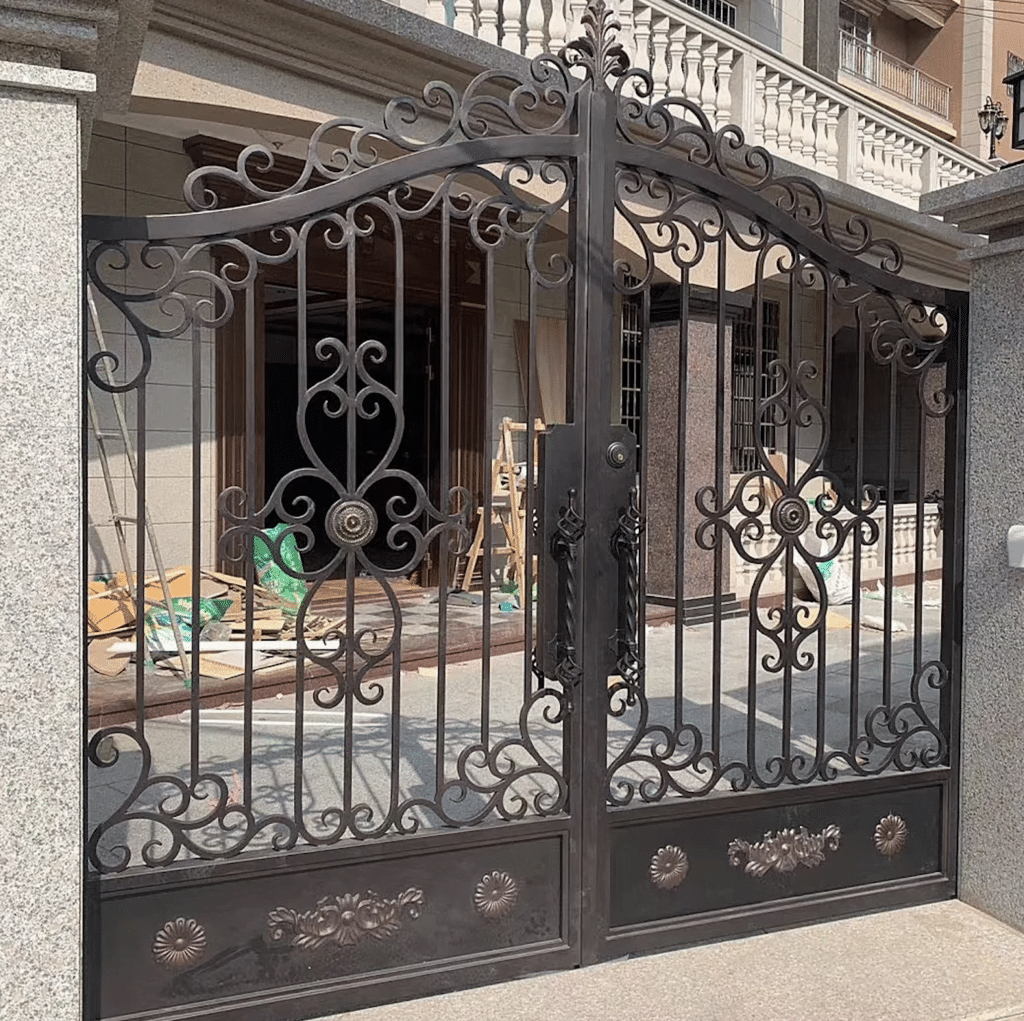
[391, 0, 989, 207]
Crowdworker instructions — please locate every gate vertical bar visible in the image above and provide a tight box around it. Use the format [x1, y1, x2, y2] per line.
[576, 75, 619, 965]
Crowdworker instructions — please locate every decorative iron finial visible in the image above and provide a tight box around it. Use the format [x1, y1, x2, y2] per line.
[559, 0, 630, 83]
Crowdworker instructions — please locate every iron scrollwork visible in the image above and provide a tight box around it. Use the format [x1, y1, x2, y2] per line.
[267, 889, 425, 949]
[728, 825, 841, 878]
[84, 0, 959, 877]
[559, 0, 630, 83]
[87, 140, 575, 869]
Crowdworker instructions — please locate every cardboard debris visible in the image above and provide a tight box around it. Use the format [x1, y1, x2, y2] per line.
[155, 650, 288, 680]
[88, 568, 227, 634]
[88, 635, 132, 677]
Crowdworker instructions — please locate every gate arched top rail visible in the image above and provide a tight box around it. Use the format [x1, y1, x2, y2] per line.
[84, 0, 943, 307]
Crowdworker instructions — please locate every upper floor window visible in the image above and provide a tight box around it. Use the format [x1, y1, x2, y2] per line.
[840, 3, 872, 45]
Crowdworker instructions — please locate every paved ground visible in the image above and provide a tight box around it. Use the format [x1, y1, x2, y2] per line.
[88, 585, 944, 864]
[332, 901, 1024, 1021]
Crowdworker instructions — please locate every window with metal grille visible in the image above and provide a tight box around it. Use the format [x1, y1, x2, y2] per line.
[731, 300, 780, 473]
[620, 290, 643, 460]
[682, 0, 737, 27]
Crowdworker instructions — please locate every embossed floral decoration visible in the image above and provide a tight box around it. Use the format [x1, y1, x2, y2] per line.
[268, 889, 424, 950]
[874, 814, 908, 858]
[152, 917, 207, 969]
[474, 871, 519, 919]
[728, 825, 841, 877]
[649, 845, 690, 890]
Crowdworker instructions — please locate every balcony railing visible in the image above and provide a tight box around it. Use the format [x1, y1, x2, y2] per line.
[394, 0, 989, 208]
[839, 31, 951, 120]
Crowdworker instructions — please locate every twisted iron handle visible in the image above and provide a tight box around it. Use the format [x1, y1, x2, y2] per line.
[550, 487, 585, 691]
[611, 486, 645, 687]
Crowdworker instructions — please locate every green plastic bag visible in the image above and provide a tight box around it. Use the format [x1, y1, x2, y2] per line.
[144, 596, 233, 653]
[253, 523, 307, 609]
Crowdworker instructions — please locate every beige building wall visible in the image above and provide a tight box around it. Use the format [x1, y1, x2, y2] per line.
[912, 7, 965, 142]
[960, 0, 996, 156]
[84, 122, 217, 583]
[741, 0, 804, 61]
[874, 9, 911, 61]
[990, 0, 1024, 160]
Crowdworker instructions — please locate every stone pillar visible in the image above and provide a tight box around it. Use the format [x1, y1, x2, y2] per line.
[0, 59, 94, 1021]
[922, 167, 1024, 932]
[645, 317, 737, 619]
[803, 0, 839, 80]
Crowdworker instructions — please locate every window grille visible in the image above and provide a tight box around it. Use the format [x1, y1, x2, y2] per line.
[620, 289, 644, 462]
[730, 300, 780, 473]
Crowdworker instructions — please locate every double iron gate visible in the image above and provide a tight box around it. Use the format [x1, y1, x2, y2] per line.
[84, 4, 966, 1018]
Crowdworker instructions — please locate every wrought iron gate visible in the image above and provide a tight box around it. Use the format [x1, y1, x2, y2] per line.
[84, 4, 966, 1017]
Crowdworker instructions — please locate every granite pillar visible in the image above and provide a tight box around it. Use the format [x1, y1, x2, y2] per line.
[646, 317, 736, 615]
[0, 60, 94, 1021]
[923, 166, 1024, 932]
[803, 0, 840, 80]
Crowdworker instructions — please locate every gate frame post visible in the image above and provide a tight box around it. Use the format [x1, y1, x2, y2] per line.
[574, 77, 623, 966]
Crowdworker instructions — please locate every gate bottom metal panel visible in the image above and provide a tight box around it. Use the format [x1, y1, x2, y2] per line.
[90, 821, 573, 1021]
[604, 772, 950, 958]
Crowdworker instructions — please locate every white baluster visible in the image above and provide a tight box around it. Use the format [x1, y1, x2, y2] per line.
[568, 0, 587, 38]
[790, 86, 808, 164]
[633, 5, 651, 76]
[684, 30, 702, 108]
[503, 0, 522, 53]
[800, 89, 816, 162]
[618, 0, 636, 66]
[763, 71, 779, 149]
[700, 38, 718, 123]
[887, 131, 901, 194]
[813, 96, 829, 173]
[651, 15, 670, 100]
[753, 64, 767, 145]
[908, 143, 924, 199]
[876, 125, 892, 193]
[667, 22, 686, 96]
[777, 77, 793, 156]
[898, 137, 914, 199]
[868, 123, 884, 190]
[715, 47, 734, 130]
[824, 102, 840, 178]
[426, 0, 447, 23]
[524, 0, 544, 56]
[453, 0, 475, 33]
[857, 117, 873, 185]
[860, 120, 875, 187]
[548, 0, 568, 52]
[478, 0, 499, 44]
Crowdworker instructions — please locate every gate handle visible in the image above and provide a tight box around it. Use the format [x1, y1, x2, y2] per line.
[550, 487, 585, 689]
[611, 486, 645, 687]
